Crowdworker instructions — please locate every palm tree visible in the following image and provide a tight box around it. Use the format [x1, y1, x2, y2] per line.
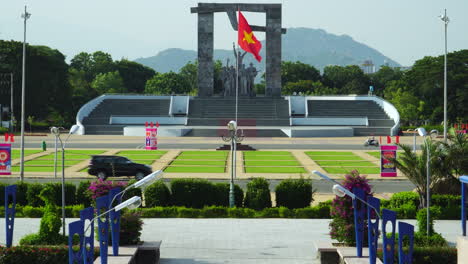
[437, 128, 468, 178]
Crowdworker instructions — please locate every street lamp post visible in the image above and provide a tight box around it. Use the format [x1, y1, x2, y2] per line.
[222, 121, 244, 207]
[416, 127, 431, 236]
[439, 9, 449, 142]
[19, 6, 31, 182]
[50, 125, 79, 236]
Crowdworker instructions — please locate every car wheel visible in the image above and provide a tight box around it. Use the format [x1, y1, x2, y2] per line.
[97, 171, 107, 180]
[135, 171, 145, 181]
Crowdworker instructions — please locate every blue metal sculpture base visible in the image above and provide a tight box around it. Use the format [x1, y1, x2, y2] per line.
[398, 222, 414, 264]
[5, 185, 17, 248]
[109, 187, 123, 256]
[382, 209, 397, 264]
[97, 195, 110, 264]
[352, 187, 366, 257]
[80, 207, 95, 264]
[68, 220, 84, 264]
[367, 196, 380, 264]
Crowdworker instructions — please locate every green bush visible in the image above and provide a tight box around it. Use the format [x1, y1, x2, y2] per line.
[378, 246, 456, 264]
[0, 183, 7, 206]
[244, 178, 271, 210]
[227, 207, 256, 218]
[393, 203, 417, 219]
[137, 207, 178, 218]
[414, 232, 448, 247]
[278, 207, 294, 218]
[22, 206, 44, 217]
[44, 182, 77, 205]
[15, 181, 29, 205]
[123, 179, 142, 201]
[76, 181, 92, 207]
[213, 183, 244, 207]
[119, 211, 143, 245]
[177, 207, 201, 218]
[275, 178, 314, 209]
[0, 245, 99, 263]
[416, 206, 441, 235]
[201, 206, 228, 218]
[294, 207, 318, 218]
[171, 178, 217, 208]
[144, 180, 171, 207]
[389, 192, 419, 208]
[315, 201, 331, 218]
[26, 183, 45, 207]
[257, 207, 280, 218]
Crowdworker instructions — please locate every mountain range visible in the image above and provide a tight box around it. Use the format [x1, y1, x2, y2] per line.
[134, 27, 401, 74]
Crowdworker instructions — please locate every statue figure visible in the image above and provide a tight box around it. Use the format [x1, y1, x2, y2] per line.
[246, 63, 258, 96]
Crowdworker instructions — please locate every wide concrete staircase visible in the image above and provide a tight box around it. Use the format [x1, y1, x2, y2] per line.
[307, 100, 394, 136]
[186, 97, 290, 137]
[82, 99, 170, 135]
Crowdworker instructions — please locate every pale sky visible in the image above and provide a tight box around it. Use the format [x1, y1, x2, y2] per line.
[0, 0, 466, 66]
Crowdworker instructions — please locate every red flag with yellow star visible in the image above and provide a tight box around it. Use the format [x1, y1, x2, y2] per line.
[238, 10, 262, 62]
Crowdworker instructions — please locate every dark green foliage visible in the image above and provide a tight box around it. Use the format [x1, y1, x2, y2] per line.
[22, 206, 44, 218]
[201, 206, 228, 218]
[294, 207, 319, 218]
[0, 245, 100, 264]
[213, 183, 244, 207]
[389, 192, 419, 208]
[136, 207, 178, 218]
[0, 183, 6, 206]
[144, 180, 171, 207]
[275, 178, 314, 209]
[26, 183, 45, 207]
[14, 181, 29, 206]
[257, 207, 280, 218]
[123, 180, 142, 201]
[170, 178, 217, 208]
[414, 232, 448, 247]
[44, 182, 77, 205]
[177, 207, 201, 218]
[227, 208, 256, 218]
[76, 181, 92, 207]
[119, 211, 143, 245]
[244, 178, 271, 210]
[377, 246, 457, 264]
[416, 207, 441, 236]
[278, 207, 293, 218]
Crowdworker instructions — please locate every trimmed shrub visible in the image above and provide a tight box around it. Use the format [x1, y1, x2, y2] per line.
[0, 183, 7, 206]
[22, 206, 44, 218]
[144, 180, 171, 207]
[294, 207, 318, 218]
[278, 207, 294, 218]
[26, 183, 45, 207]
[0, 245, 99, 263]
[119, 211, 143, 245]
[389, 192, 419, 208]
[394, 203, 417, 219]
[275, 178, 314, 209]
[44, 182, 77, 205]
[213, 183, 244, 207]
[244, 178, 271, 210]
[227, 207, 256, 218]
[123, 179, 142, 201]
[177, 207, 201, 218]
[416, 206, 441, 236]
[315, 201, 332, 218]
[257, 207, 280, 218]
[137, 207, 178, 218]
[14, 181, 29, 206]
[377, 246, 456, 264]
[171, 178, 217, 208]
[201, 206, 228, 218]
[76, 181, 92, 207]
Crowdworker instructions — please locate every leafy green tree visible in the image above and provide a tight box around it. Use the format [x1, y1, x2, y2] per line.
[386, 86, 424, 125]
[179, 61, 198, 93]
[91, 71, 126, 94]
[369, 66, 404, 96]
[281, 61, 321, 85]
[283, 80, 335, 95]
[144, 72, 190, 95]
[323, 65, 370, 94]
[116, 59, 156, 93]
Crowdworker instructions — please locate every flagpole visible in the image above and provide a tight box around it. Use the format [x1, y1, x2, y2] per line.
[235, 43, 239, 124]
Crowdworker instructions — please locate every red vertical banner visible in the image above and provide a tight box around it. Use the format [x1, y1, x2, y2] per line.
[380, 145, 397, 177]
[0, 143, 11, 175]
[145, 127, 158, 150]
[386, 136, 391, 144]
[395, 136, 400, 144]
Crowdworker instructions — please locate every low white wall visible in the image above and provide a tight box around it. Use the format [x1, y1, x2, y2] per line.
[169, 96, 190, 116]
[281, 127, 354, 137]
[123, 126, 191, 137]
[458, 236, 468, 264]
[110, 116, 187, 125]
[292, 117, 368, 126]
[288, 96, 306, 116]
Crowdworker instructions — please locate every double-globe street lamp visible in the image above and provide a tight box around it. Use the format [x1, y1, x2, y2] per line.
[439, 9, 449, 142]
[50, 125, 79, 236]
[222, 121, 244, 207]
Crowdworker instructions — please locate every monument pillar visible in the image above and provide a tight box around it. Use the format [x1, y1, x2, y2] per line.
[198, 12, 214, 97]
[265, 7, 282, 97]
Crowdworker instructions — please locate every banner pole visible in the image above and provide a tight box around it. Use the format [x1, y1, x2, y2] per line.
[235, 43, 239, 124]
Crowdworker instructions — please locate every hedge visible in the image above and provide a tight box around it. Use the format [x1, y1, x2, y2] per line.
[377, 246, 456, 264]
[144, 180, 171, 207]
[244, 178, 271, 210]
[0, 245, 99, 264]
[275, 178, 313, 209]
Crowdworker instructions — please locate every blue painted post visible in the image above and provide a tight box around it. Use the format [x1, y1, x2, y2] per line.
[96, 195, 110, 264]
[398, 222, 414, 264]
[109, 187, 122, 256]
[367, 196, 380, 264]
[5, 185, 17, 248]
[352, 187, 366, 257]
[382, 209, 397, 264]
[80, 207, 95, 264]
[68, 220, 84, 264]
[460, 175, 468, 236]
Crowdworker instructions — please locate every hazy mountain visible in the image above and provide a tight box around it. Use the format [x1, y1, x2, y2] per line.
[135, 28, 401, 74]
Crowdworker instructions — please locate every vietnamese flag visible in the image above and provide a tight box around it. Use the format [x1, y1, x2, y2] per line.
[238, 10, 262, 62]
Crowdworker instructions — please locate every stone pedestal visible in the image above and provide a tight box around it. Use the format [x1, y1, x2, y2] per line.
[458, 236, 468, 264]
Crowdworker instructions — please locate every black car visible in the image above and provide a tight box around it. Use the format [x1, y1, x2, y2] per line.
[88, 155, 152, 180]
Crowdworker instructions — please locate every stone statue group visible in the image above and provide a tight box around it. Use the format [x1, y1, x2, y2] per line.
[219, 44, 258, 97]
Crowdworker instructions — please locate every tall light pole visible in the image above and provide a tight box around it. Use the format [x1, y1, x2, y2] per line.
[417, 127, 431, 236]
[20, 6, 31, 181]
[222, 121, 244, 207]
[439, 9, 449, 142]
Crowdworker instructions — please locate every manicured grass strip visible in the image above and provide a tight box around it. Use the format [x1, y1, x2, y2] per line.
[322, 167, 381, 174]
[245, 167, 307, 173]
[164, 166, 225, 173]
[117, 150, 167, 155]
[366, 152, 381, 159]
[64, 150, 106, 155]
[171, 160, 226, 166]
[306, 151, 355, 156]
[308, 155, 364, 161]
[24, 159, 83, 166]
[130, 160, 154, 165]
[244, 160, 301, 166]
[12, 166, 70, 172]
[123, 154, 163, 160]
[243, 151, 292, 156]
[180, 151, 228, 156]
[35, 154, 92, 160]
[315, 161, 377, 167]
[243, 155, 295, 161]
[79, 168, 89, 172]
[176, 155, 227, 160]
[11, 149, 44, 157]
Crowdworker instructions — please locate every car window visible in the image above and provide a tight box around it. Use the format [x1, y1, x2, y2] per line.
[116, 157, 129, 164]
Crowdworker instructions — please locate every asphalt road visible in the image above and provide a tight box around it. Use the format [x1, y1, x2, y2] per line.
[0, 177, 415, 193]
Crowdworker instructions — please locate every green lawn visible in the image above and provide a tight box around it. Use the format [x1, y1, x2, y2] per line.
[164, 166, 225, 173]
[63, 150, 106, 155]
[308, 155, 364, 161]
[117, 150, 167, 155]
[24, 159, 83, 166]
[124, 154, 163, 160]
[35, 154, 93, 160]
[315, 160, 377, 167]
[245, 167, 307, 173]
[12, 166, 69, 172]
[11, 149, 45, 157]
[243, 155, 295, 161]
[243, 151, 292, 156]
[244, 160, 301, 166]
[179, 151, 228, 156]
[176, 155, 227, 160]
[305, 151, 355, 156]
[171, 160, 226, 166]
[322, 167, 381, 174]
[130, 160, 154, 165]
[366, 152, 381, 159]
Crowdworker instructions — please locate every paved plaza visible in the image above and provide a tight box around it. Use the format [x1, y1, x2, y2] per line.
[0, 218, 461, 263]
